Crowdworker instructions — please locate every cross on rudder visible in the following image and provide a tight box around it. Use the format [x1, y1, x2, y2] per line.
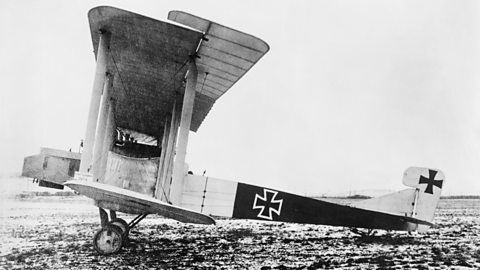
[419, 169, 443, 194]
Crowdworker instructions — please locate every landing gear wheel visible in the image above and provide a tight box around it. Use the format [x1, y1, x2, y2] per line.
[93, 224, 124, 255]
[110, 218, 129, 243]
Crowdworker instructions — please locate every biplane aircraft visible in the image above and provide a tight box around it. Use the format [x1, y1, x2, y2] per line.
[22, 6, 445, 254]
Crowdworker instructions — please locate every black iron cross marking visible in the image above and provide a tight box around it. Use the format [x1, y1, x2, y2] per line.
[419, 169, 443, 194]
[252, 189, 283, 220]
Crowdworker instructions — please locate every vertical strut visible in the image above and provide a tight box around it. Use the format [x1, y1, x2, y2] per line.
[92, 73, 113, 181]
[171, 57, 197, 205]
[109, 210, 117, 220]
[412, 188, 420, 218]
[200, 176, 209, 213]
[99, 208, 109, 228]
[80, 30, 110, 173]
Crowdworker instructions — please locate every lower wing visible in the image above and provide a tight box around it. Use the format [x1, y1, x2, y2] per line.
[64, 180, 215, 225]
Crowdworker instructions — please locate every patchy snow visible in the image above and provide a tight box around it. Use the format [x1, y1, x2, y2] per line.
[0, 197, 479, 269]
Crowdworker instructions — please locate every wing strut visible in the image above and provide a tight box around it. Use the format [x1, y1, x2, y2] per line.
[170, 57, 198, 205]
[80, 31, 111, 173]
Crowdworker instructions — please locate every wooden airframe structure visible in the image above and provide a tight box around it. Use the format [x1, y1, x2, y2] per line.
[22, 6, 446, 255]
[74, 6, 271, 206]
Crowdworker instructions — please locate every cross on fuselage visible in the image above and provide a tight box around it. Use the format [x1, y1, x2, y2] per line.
[419, 169, 443, 194]
[254, 190, 282, 219]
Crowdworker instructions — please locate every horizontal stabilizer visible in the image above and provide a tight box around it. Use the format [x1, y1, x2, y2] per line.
[352, 167, 445, 232]
[399, 215, 434, 227]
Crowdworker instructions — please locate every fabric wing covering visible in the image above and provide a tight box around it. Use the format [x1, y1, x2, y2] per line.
[88, 7, 269, 139]
[168, 11, 270, 131]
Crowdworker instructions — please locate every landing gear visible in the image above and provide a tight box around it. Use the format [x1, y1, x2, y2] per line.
[110, 218, 129, 243]
[92, 208, 148, 254]
[93, 224, 124, 254]
[350, 228, 377, 237]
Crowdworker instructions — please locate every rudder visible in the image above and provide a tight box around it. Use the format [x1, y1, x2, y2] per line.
[403, 167, 445, 232]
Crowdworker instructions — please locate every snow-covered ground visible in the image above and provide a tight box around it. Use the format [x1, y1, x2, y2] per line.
[0, 189, 479, 269]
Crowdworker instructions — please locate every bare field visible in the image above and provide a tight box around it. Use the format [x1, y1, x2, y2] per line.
[0, 197, 479, 269]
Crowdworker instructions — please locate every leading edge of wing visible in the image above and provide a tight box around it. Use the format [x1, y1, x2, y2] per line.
[64, 180, 215, 225]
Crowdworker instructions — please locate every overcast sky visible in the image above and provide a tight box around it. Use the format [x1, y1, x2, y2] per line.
[1, 0, 479, 195]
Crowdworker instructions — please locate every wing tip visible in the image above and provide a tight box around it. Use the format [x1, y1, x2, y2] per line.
[168, 10, 270, 53]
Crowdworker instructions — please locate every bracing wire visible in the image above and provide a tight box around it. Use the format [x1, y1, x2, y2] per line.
[200, 72, 209, 93]
[109, 51, 132, 100]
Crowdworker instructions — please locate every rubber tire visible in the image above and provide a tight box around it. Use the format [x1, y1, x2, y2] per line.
[93, 224, 124, 255]
[110, 218, 129, 243]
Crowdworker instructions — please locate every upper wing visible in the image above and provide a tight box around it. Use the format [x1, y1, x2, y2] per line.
[88, 6, 269, 137]
[64, 180, 215, 225]
[168, 11, 270, 129]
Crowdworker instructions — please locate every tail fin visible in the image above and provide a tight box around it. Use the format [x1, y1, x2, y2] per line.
[403, 167, 445, 232]
[351, 167, 445, 232]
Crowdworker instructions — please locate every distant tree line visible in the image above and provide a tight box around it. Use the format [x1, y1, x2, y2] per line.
[440, 195, 480, 199]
